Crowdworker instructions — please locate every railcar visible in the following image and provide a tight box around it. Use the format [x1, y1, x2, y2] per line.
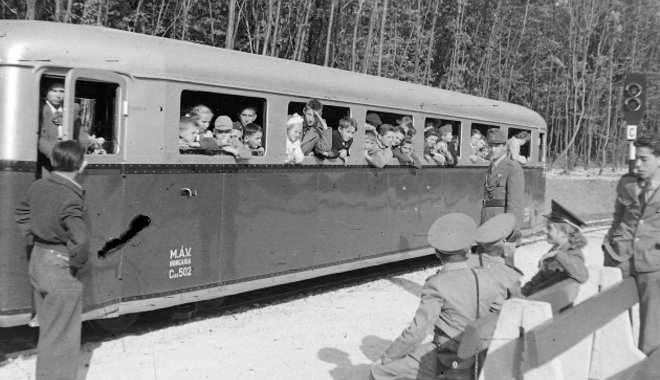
[0, 21, 546, 329]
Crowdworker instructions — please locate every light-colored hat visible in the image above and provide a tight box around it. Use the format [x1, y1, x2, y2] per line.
[287, 113, 304, 126]
[214, 115, 233, 131]
[427, 213, 477, 254]
[476, 213, 516, 245]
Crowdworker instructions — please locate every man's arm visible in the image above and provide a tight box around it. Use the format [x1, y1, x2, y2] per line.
[62, 197, 90, 269]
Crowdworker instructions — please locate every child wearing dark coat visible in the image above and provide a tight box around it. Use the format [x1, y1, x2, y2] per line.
[521, 200, 589, 296]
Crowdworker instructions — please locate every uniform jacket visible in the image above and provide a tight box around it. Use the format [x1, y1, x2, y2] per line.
[471, 254, 523, 300]
[521, 243, 588, 296]
[300, 121, 332, 156]
[483, 156, 525, 227]
[15, 173, 91, 269]
[382, 262, 503, 361]
[607, 173, 660, 273]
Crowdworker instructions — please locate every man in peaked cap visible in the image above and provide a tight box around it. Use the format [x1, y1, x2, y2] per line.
[482, 128, 525, 231]
[371, 213, 504, 380]
[474, 213, 524, 299]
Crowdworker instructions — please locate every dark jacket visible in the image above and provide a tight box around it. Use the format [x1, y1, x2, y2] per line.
[15, 173, 90, 269]
[326, 130, 353, 159]
[521, 244, 588, 296]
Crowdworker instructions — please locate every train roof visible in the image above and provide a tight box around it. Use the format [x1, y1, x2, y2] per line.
[1, 20, 546, 129]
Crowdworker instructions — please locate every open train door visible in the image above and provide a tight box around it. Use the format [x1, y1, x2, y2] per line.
[62, 68, 129, 323]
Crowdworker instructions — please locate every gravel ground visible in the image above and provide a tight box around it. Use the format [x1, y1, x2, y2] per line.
[0, 229, 608, 380]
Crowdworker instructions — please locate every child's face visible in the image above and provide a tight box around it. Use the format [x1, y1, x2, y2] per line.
[230, 129, 243, 141]
[392, 132, 404, 146]
[339, 126, 355, 142]
[425, 135, 438, 146]
[46, 85, 65, 107]
[401, 143, 413, 155]
[471, 134, 482, 145]
[304, 108, 317, 126]
[180, 125, 198, 143]
[380, 131, 395, 147]
[546, 223, 568, 245]
[197, 113, 213, 130]
[287, 124, 302, 142]
[245, 131, 263, 148]
[364, 136, 376, 152]
[441, 131, 453, 142]
[215, 129, 232, 144]
[239, 109, 257, 127]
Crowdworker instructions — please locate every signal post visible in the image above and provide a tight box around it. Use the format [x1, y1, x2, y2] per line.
[622, 73, 646, 173]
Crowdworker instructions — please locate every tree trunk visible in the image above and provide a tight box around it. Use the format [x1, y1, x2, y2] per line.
[54, 0, 62, 22]
[208, 0, 215, 45]
[262, 0, 274, 55]
[350, 0, 365, 71]
[270, 0, 282, 56]
[362, 0, 378, 74]
[324, 0, 337, 66]
[226, 0, 237, 49]
[64, 0, 74, 23]
[376, 0, 388, 76]
[25, 0, 36, 20]
[423, 0, 439, 85]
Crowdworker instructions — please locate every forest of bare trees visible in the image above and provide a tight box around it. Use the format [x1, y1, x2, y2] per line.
[3, 0, 659, 171]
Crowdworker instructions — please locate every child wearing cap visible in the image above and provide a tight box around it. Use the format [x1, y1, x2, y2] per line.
[372, 213, 503, 380]
[423, 129, 445, 165]
[285, 114, 304, 164]
[436, 124, 457, 166]
[521, 200, 589, 296]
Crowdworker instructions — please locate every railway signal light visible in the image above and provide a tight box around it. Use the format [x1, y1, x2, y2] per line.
[622, 72, 646, 127]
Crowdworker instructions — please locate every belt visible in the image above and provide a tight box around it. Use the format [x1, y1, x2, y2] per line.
[34, 243, 70, 262]
[483, 199, 506, 207]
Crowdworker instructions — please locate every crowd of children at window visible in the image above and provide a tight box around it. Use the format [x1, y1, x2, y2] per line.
[178, 98, 531, 167]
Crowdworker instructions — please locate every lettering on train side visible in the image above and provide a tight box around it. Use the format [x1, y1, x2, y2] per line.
[169, 246, 193, 279]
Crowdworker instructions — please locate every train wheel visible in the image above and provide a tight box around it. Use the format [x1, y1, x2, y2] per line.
[90, 313, 140, 334]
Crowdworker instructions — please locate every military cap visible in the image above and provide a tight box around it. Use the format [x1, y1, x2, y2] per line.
[438, 124, 453, 135]
[486, 129, 507, 144]
[214, 115, 233, 131]
[366, 113, 383, 127]
[428, 213, 477, 254]
[544, 200, 586, 229]
[424, 129, 439, 139]
[476, 213, 516, 245]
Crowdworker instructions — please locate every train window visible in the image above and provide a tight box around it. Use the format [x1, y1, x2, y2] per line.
[180, 90, 267, 156]
[507, 127, 532, 164]
[424, 118, 461, 158]
[538, 131, 546, 162]
[366, 110, 415, 136]
[73, 80, 120, 154]
[287, 101, 350, 130]
[471, 123, 500, 138]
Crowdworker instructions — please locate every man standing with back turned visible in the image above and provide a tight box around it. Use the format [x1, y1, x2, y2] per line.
[604, 133, 660, 355]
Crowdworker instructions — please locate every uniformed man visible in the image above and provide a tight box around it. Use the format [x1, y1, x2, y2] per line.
[482, 129, 525, 229]
[15, 141, 90, 380]
[370, 213, 503, 380]
[603, 134, 660, 355]
[474, 213, 524, 299]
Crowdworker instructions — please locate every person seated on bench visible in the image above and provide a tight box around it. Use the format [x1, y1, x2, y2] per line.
[521, 200, 589, 296]
[371, 213, 504, 380]
[474, 213, 524, 299]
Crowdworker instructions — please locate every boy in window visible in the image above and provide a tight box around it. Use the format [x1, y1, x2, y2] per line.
[320, 116, 357, 165]
[233, 106, 258, 131]
[437, 124, 457, 167]
[300, 99, 332, 156]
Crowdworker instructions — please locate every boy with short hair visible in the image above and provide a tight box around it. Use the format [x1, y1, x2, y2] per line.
[322, 116, 357, 164]
[423, 129, 444, 165]
[243, 122, 264, 156]
[15, 140, 90, 380]
[397, 138, 422, 169]
[179, 116, 201, 151]
[436, 124, 457, 166]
